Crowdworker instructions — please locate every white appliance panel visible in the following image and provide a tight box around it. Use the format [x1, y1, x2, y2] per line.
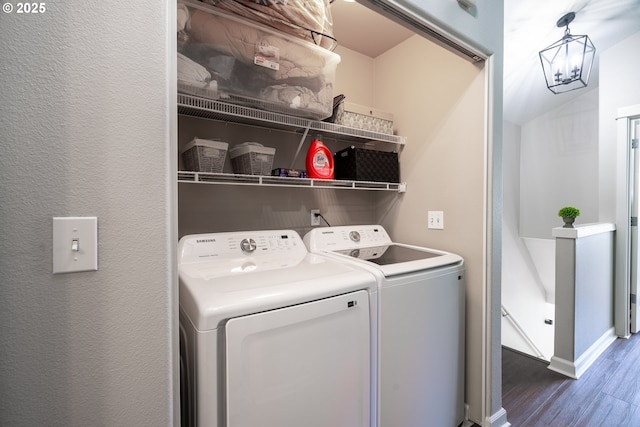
[379, 267, 465, 427]
[225, 290, 371, 427]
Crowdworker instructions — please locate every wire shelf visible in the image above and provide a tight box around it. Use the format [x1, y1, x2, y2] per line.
[178, 171, 407, 193]
[177, 93, 406, 146]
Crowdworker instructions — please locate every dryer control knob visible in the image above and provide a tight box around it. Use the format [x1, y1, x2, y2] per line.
[240, 238, 257, 253]
[349, 231, 361, 242]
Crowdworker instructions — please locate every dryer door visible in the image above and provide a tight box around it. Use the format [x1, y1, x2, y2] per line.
[225, 290, 370, 427]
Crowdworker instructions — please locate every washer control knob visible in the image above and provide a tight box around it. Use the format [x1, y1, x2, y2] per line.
[240, 238, 257, 254]
[349, 231, 361, 242]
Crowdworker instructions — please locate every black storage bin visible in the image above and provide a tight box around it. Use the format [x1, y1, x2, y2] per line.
[334, 146, 400, 183]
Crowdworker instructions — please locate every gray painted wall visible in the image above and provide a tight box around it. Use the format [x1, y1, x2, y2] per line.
[553, 231, 614, 366]
[0, 2, 177, 425]
[574, 234, 615, 355]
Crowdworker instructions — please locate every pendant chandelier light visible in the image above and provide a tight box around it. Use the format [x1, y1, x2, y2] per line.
[539, 12, 596, 94]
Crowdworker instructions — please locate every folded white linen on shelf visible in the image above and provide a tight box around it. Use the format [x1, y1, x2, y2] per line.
[178, 52, 211, 85]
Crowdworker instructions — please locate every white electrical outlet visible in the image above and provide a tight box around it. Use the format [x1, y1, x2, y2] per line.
[311, 209, 321, 226]
[427, 211, 444, 230]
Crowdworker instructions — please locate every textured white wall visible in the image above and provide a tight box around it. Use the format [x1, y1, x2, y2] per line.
[0, 2, 177, 425]
[519, 89, 599, 238]
[333, 46, 375, 107]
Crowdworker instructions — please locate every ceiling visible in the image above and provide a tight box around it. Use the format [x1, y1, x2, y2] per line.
[503, 0, 640, 124]
[331, 0, 414, 58]
[330, 0, 640, 125]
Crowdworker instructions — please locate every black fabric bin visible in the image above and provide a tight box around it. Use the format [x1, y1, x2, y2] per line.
[334, 146, 400, 183]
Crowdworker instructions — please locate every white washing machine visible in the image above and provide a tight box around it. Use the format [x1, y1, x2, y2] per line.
[178, 230, 378, 427]
[304, 225, 465, 427]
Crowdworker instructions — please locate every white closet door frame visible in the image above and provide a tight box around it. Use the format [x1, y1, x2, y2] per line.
[630, 116, 640, 332]
[615, 105, 640, 337]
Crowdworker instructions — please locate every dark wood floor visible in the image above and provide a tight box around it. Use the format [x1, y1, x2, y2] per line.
[502, 332, 640, 426]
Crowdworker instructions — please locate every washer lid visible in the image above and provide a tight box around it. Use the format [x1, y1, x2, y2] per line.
[335, 244, 442, 265]
[332, 242, 462, 277]
[303, 225, 463, 277]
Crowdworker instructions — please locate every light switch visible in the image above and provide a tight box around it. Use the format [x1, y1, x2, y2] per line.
[53, 217, 98, 274]
[427, 211, 444, 230]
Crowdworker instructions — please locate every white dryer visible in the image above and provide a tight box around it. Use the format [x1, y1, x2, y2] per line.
[304, 225, 465, 427]
[178, 230, 378, 427]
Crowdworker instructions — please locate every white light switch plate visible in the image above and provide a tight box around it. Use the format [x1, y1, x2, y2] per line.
[428, 211, 444, 229]
[53, 217, 98, 274]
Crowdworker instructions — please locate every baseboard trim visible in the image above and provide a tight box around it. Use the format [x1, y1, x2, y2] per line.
[548, 327, 617, 379]
[484, 407, 510, 427]
[461, 407, 510, 427]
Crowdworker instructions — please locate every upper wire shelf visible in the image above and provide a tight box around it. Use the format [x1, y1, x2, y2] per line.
[177, 93, 406, 146]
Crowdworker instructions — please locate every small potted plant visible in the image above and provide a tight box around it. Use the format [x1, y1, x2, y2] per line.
[558, 206, 580, 228]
